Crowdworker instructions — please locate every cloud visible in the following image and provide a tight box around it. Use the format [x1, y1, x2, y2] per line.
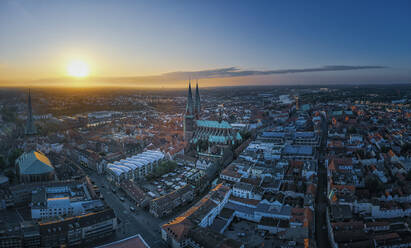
[85, 65, 387, 84]
[161, 65, 387, 79]
[1, 65, 388, 87]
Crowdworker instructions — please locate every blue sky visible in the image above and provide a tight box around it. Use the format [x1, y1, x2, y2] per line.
[0, 0, 410, 86]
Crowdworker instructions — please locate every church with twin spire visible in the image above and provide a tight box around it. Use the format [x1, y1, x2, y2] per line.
[183, 81, 242, 158]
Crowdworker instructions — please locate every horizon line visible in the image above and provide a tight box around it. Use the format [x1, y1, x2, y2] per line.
[1, 81, 411, 90]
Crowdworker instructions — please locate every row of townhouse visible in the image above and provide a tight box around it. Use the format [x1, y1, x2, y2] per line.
[160, 184, 233, 248]
[257, 130, 320, 147]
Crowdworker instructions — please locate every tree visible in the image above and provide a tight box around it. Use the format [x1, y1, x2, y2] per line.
[1, 106, 18, 122]
[198, 140, 209, 152]
[8, 149, 23, 167]
[380, 146, 390, 153]
[148, 160, 178, 178]
[347, 127, 357, 134]
[240, 130, 252, 141]
[0, 156, 5, 170]
[401, 143, 411, 155]
[365, 176, 383, 195]
[5, 170, 16, 184]
[229, 114, 237, 122]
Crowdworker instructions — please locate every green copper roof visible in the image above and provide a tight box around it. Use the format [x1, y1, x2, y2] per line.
[331, 110, 343, 116]
[196, 120, 232, 129]
[208, 135, 228, 143]
[17, 151, 54, 175]
[301, 104, 311, 111]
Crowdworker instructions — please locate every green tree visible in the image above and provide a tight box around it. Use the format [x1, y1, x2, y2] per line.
[148, 160, 178, 178]
[347, 127, 357, 134]
[401, 143, 411, 155]
[5, 170, 16, 184]
[380, 146, 390, 153]
[365, 176, 383, 195]
[8, 149, 23, 167]
[229, 114, 237, 122]
[0, 156, 5, 170]
[198, 140, 209, 152]
[240, 130, 251, 140]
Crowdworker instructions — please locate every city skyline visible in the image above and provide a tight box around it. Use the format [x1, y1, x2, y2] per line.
[1, 0, 410, 87]
[1, 1, 411, 247]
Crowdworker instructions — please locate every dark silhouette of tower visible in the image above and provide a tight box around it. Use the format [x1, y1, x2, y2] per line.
[184, 81, 194, 141]
[194, 80, 201, 119]
[295, 95, 300, 111]
[25, 89, 37, 135]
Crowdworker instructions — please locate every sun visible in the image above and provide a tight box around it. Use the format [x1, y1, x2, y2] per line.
[67, 60, 90, 78]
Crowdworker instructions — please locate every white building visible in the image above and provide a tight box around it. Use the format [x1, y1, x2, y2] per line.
[31, 184, 104, 220]
[106, 150, 165, 183]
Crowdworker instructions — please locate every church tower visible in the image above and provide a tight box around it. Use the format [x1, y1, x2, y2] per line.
[184, 81, 195, 141]
[194, 80, 201, 119]
[25, 89, 37, 135]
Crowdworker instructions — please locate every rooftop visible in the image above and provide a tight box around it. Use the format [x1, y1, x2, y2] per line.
[196, 120, 232, 129]
[16, 151, 54, 175]
[283, 145, 313, 156]
[96, 234, 150, 248]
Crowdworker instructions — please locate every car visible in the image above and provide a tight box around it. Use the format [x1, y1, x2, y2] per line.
[130, 206, 135, 211]
[119, 197, 125, 201]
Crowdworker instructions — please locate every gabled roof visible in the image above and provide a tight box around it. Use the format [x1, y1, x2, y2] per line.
[17, 151, 54, 175]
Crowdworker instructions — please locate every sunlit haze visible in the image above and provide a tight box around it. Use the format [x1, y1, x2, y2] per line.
[67, 60, 90, 78]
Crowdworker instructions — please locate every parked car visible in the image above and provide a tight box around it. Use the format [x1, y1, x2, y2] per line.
[119, 197, 125, 201]
[130, 206, 135, 212]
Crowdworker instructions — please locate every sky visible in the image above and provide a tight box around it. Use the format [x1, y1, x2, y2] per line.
[0, 0, 410, 88]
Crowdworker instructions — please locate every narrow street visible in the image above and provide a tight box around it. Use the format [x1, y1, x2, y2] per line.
[315, 115, 330, 248]
[88, 173, 167, 248]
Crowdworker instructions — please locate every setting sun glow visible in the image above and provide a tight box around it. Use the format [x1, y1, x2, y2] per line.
[67, 60, 90, 78]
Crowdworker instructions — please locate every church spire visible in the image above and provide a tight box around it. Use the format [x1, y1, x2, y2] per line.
[185, 80, 194, 115]
[194, 79, 201, 118]
[25, 88, 37, 135]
